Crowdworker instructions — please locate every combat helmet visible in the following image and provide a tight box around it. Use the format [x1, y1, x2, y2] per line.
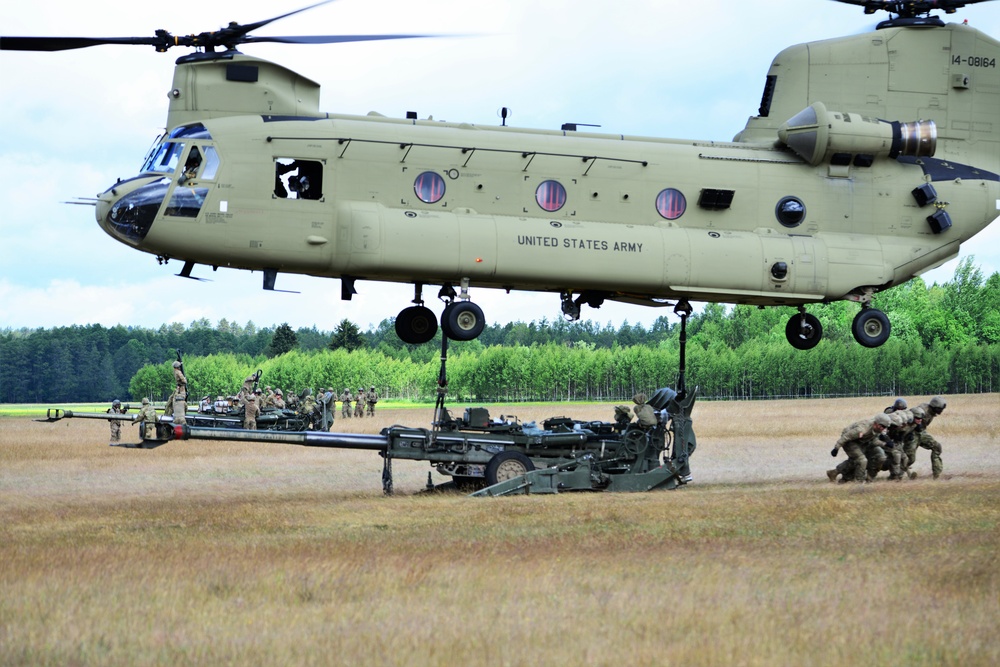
[141, 397, 149, 405]
[888, 412, 904, 427]
[929, 396, 947, 411]
[632, 392, 648, 405]
[873, 413, 892, 428]
[910, 406, 926, 419]
[892, 398, 908, 411]
[173, 360, 182, 368]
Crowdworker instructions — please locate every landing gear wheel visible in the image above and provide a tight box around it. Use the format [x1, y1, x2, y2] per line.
[395, 305, 438, 344]
[441, 301, 485, 341]
[484, 451, 535, 486]
[852, 308, 891, 348]
[785, 312, 823, 350]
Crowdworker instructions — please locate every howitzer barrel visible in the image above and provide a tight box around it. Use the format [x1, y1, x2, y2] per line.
[173, 425, 389, 451]
[35, 408, 138, 423]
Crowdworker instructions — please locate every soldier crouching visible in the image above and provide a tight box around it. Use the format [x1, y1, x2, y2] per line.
[828, 413, 890, 483]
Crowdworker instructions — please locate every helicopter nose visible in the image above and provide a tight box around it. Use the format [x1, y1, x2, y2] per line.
[97, 177, 170, 245]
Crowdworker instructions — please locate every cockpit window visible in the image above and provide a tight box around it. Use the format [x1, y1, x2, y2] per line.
[201, 146, 220, 180]
[142, 141, 185, 174]
[168, 123, 212, 140]
[140, 124, 214, 175]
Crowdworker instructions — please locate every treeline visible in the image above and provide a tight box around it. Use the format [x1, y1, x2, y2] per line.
[2, 259, 997, 404]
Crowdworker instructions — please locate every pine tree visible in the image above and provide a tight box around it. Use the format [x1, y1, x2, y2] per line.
[266, 323, 298, 357]
[328, 319, 365, 351]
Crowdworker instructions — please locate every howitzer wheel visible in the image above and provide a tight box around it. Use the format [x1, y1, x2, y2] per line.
[485, 451, 535, 486]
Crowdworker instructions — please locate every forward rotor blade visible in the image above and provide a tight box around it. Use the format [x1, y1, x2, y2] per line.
[0, 36, 160, 52]
[242, 34, 438, 46]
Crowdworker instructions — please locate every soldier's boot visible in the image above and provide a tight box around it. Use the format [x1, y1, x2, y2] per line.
[826, 469, 838, 483]
[908, 471, 918, 480]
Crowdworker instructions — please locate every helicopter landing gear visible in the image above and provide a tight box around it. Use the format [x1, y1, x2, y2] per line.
[438, 279, 485, 342]
[395, 283, 439, 345]
[785, 308, 823, 350]
[852, 306, 891, 348]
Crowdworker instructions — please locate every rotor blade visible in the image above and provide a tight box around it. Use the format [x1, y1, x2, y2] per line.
[0, 36, 160, 52]
[238, 0, 339, 36]
[242, 34, 439, 46]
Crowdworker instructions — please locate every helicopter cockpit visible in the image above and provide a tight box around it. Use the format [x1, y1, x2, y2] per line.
[100, 123, 218, 244]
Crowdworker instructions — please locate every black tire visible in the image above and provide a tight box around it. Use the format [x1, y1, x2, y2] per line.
[441, 301, 485, 341]
[395, 305, 438, 344]
[484, 451, 535, 486]
[785, 312, 823, 350]
[852, 308, 891, 348]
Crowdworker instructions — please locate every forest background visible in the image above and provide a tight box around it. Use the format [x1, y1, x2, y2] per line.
[2, 258, 998, 404]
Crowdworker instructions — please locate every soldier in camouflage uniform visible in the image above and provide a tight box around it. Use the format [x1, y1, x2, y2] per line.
[827, 413, 890, 483]
[366, 386, 379, 417]
[878, 411, 908, 480]
[108, 399, 124, 446]
[243, 393, 260, 430]
[340, 388, 352, 418]
[354, 388, 366, 418]
[906, 397, 947, 478]
[273, 389, 285, 410]
[172, 360, 187, 426]
[133, 397, 158, 440]
[300, 389, 318, 429]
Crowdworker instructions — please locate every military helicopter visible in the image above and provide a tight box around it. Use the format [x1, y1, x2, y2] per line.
[2, 0, 998, 349]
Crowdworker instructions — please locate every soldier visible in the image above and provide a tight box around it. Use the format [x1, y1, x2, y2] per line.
[286, 389, 299, 411]
[243, 393, 260, 430]
[366, 386, 379, 417]
[340, 388, 353, 419]
[632, 393, 657, 429]
[827, 413, 890, 483]
[133, 397, 158, 440]
[171, 360, 187, 426]
[300, 389, 317, 429]
[320, 387, 335, 430]
[884, 397, 907, 414]
[273, 389, 285, 410]
[910, 396, 948, 478]
[238, 375, 255, 404]
[107, 399, 125, 446]
[354, 388, 366, 418]
[879, 411, 908, 480]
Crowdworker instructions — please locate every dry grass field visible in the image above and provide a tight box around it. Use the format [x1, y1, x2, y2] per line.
[2, 394, 999, 666]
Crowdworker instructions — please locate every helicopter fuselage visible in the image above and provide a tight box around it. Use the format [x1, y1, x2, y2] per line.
[95, 21, 1000, 347]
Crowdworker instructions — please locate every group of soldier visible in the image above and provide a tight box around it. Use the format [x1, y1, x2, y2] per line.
[229, 379, 380, 431]
[828, 396, 948, 483]
[108, 360, 384, 441]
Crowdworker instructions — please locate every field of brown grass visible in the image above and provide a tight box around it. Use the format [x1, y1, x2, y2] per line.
[2, 395, 999, 666]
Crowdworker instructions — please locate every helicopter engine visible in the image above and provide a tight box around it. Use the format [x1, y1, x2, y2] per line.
[778, 101, 937, 166]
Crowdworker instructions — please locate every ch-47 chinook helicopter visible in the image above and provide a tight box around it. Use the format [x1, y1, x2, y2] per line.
[3, 0, 999, 350]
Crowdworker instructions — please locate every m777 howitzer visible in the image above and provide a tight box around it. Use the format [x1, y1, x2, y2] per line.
[39, 386, 697, 495]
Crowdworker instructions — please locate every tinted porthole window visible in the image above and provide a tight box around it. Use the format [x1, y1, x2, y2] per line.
[655, 188, 686, 220]
[536, 180, 567, 212]
[414, 171, 446, 204]
[775, 196, 806, 227]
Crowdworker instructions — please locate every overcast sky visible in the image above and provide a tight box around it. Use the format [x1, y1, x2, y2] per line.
[2, 0, 998, 334]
